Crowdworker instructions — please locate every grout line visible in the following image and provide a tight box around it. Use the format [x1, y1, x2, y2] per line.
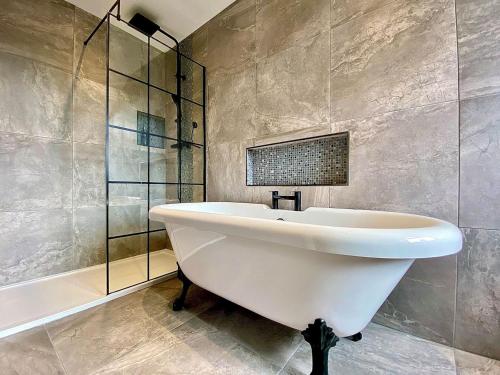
[44, 324, 69, 375]
[453, 0, 461, 349]
[277, 339, 303, 374]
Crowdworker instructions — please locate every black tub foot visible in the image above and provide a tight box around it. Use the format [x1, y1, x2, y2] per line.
[347, 332, 362, 342]
[172, 264, 192, 311]
[301, 319, 339, 375]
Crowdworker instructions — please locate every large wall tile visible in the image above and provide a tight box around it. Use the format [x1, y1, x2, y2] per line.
[330, 102, 459, 223]
[73, 206, 106, 269]
[207, 141, 254, 202]
[73, 77, 106, 145]
[256, 31, 330, 135]
[73, 142, 105, 208]
[330, 0, 395, 28]
[459, 93, 500, 229]
[73, 7, 106, 85]
[256, 0, 329, 59]
[206, 0, 256, 74]
[0, 209, 73, 286]
[0, 52, 72, 140]
[0, 0, 74, 71]
[455, 228, 500, 359]
[207, 66, 257, 144]
[0, 133, 72, 211]
[456, 0, 500, 99]
[374, 255, 457, 345]
[330, 0, 457, 122]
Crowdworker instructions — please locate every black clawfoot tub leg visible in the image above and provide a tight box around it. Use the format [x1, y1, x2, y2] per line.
[301, 319, 339, 375]
[172, 264, 192, 311]
[347, 332, 362, 342]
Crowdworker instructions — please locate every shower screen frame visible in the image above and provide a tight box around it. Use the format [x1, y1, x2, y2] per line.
[85, 0, 207, 295]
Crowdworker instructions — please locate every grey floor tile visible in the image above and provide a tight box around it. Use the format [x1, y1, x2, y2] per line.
[91, 313, 280, 375]
[0, 326, 65, 375]
[46, 279, 217, 375]
[194, 302, 303, 369]
[455, 349, 500, 375]
[282, 323, 456, 375]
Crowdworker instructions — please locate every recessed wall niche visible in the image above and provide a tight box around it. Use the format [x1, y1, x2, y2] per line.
[246, 132, 349, 186]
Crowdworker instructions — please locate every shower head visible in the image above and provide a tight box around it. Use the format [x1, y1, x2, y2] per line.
[129, 13, 160, 36]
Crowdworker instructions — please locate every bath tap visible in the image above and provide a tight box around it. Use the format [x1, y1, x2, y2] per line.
[271, 191, 301, 211]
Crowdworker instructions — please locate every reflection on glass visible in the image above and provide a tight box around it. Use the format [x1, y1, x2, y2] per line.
[109, 18, 148, 81]
[149, 231, 177, 279]
[180, 99, 204, 144]
[109, 71, 147, 131]
[109, 234, 147, 292]
[108, 127, 148, 182]
[150, 136, 178, 183]
[108, 184, 148, 237]
[181, 145, 204, 184]
[181, 185, 204, 203]
[149, 184, 179, 231]
[149, 86, 177, 140]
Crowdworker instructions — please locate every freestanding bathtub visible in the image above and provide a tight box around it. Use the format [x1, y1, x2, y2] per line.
[150, 202, 462, 374]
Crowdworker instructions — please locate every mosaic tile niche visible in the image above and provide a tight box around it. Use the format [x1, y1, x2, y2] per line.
[246, 133, 349, 186]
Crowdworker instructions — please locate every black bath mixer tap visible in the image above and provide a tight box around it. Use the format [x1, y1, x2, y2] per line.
[271, 191, 301, 211]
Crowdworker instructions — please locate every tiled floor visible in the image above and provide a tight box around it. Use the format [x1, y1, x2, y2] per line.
[0, 279, 498, 375]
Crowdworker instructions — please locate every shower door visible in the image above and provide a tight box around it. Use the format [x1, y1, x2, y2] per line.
[105, 14, 206, 294]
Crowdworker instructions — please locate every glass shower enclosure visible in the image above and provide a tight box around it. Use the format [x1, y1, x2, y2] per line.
[84, 0, 206, 294]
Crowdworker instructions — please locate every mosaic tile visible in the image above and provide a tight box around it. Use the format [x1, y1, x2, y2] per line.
[247, 133, 348, 186]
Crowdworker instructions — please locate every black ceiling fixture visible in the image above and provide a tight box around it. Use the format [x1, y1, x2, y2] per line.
[128, 13, 160, 36]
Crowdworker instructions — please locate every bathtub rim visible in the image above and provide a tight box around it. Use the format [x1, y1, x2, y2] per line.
[150, 202, 462, 259]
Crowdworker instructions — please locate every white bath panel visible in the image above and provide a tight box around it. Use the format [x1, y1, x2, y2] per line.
[0, 250, 177, 338]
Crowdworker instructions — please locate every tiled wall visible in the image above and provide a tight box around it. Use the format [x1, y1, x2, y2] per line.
[0, 0, 193, 286]
[246, 133, 348, 186]
[184, 0, 500, 359]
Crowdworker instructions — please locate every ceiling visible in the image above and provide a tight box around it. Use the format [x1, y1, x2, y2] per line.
[67, 0, 236, 41]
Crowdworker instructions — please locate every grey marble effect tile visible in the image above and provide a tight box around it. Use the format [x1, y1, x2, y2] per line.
[455, 349, 500, 375]
[0, 327, 65, 375]
[0, 208, 73, 287]
[207, 140, 254, 203]
[256, 0, 329, 59]
[92, 309, 280, 375]
[207, 65, 257, 144]
[374, 255, 457, 345]
[253, 125, 331, 147]
[73, 142, 105, 208]
[283, 323, 456, 375]
[73, 206, 106, 268]
[0, 133, 72, 211]
[46, 279, 218, 375]
[0, 0, 74, 72]
[73, 77, 106, 145]
[455, 228, 500, 360]
[74, 7, 106, 85]
[206, 0, 256, 74]
[0, 51, 72, 141]
[195, 303, 303, 369]
[256, 31, 330, 135]
[330, 0, 458, 122]
[456, 0, 500, 99]
[330, 101, 459, 224]
[330, 0, 396, 28]
[459, 93, 500, 230]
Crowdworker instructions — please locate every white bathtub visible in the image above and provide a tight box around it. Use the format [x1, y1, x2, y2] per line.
[149, 202, 462, 338]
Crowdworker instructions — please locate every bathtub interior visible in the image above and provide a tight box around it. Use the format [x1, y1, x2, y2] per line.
[156, 202, 440, 229]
